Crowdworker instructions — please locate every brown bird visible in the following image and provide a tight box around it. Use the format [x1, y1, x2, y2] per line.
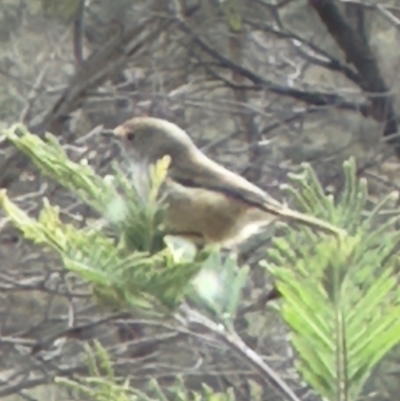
[112, 117, 344, 247]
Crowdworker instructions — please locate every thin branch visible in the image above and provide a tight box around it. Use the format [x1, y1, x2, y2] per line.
[72, 0, 86, 66]
[186, 34, 369, 114]
[170, 6, 372, 117]
[30, 313, 131, 355]
[18, 67, 49, 124]
[178, 304, 302, 401]
[246, 19, 362, 86]
[340, 0, 400, 20]
[376, 3, 400, 28]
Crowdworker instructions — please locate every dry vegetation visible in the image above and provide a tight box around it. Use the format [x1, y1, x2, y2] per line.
[1, 0, 400, 400]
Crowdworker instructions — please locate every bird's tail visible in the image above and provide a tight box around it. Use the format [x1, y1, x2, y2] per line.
[260, 201, 346, 237]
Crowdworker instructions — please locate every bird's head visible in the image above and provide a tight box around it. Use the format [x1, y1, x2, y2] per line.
[113, 117, 196, 165]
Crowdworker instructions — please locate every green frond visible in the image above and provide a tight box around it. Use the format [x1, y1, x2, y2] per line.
[3, 124, 118, 213]
[266, 157, 400, 400]
[0, 125, 207, 311]
[189, 251, 250, 323]
[56, 341, 236, 401]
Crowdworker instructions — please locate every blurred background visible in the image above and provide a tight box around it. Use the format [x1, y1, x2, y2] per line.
[0, 1, 399, 400]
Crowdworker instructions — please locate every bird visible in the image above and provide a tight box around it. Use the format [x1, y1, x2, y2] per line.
[111, 116, 344, 248]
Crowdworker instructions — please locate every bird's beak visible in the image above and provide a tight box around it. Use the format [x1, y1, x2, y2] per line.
[99, 126, 126, 148]
[113, 125, 126, 139]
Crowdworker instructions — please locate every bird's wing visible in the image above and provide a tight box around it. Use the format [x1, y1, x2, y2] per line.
[169, 150, 281, 210]
[170, 151, 345, 237]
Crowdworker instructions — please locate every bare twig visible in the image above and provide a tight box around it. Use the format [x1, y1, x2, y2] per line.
[176, 15, 370, 115]
[246, 18, 362, 86]
[72, 0, 86, 66]
[178, 304, 302, 401]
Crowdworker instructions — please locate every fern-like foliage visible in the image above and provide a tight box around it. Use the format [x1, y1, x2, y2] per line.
[56, 341, 237, 401]
[265, 159, 400, 401]
[0, 124, 208, 310]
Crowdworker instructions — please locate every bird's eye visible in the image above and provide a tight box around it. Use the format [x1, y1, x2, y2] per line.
[126, 132, 135, 141]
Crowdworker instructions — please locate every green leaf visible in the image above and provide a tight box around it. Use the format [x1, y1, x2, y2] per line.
[267, 157, 400, 400]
